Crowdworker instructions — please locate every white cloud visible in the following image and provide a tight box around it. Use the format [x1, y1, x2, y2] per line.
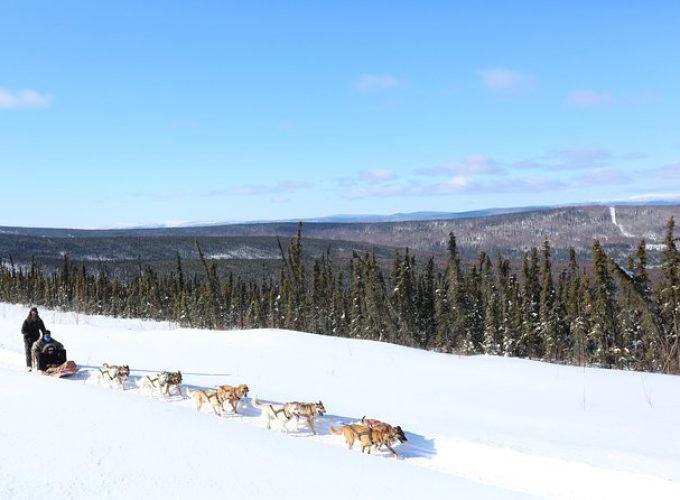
[562, 148, 612, 161]
[353, 74, 401, 93]
[620, 151, 648, 160]
[417, 155, 503, 176]
[479, 68, 533, 94]
[0, 88, 52, 109]
[625, 192, 680, 201]
[207, 180, 313, 196]
[572, 168, 630, 187]
[516, 147, 614, 171]
[568, 89, 612, 108]
[344, 184, 409, 199]
[359, 169, 397, 182]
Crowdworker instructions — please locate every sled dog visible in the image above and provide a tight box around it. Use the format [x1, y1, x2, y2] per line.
[91, 363, 130, 389]
[361, 417, 407, 443]
[216, 384, 249, 414]
[283, 401, 326, 434]
[186, 387, 225, 416]
[138, 370, 183, 397]
[251, 396, 293, 431]
[372, 426, 406, 458]
[329, 424, 374, 453]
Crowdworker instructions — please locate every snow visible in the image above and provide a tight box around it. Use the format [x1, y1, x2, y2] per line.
[1, 303, 680, 499]
[609, 206, 635, 238]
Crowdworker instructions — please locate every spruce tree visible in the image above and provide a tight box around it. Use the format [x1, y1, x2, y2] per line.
[539, 240, 557, 360]
[591, 240, 618, 367]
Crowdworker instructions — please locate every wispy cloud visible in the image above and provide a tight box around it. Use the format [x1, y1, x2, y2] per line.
[654, 162, 680, 179]
[572, 168, 631, 187]
[620, 151, 648, 160]
[568, 89, 612, 108]
[479, 68, 533, 94]
[353, 74, 401, 93]
[343, 184, 410, 199]
[624, 192, 680, 202]
[444, 175, 561, 195]
[0, 87, 52, 109]
[338, 146, 652, 201]
[340, 174, 565, 200]
[417, 155, 503, 176]
[516, 148, 614, 171]
[207, 180, 313, 196]
[359, 169, 397, 182]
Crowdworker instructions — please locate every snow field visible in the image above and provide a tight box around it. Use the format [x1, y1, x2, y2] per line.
[1, 303, 679, 499]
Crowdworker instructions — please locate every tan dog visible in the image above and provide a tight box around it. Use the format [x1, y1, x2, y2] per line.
[217, 384, 249, 414]
[329, 424, 374, 453]
[283, 401, 326, 434]
[187, 387, 226, 416]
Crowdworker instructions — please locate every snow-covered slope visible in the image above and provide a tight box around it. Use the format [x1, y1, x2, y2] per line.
[1, 303, 679, 499]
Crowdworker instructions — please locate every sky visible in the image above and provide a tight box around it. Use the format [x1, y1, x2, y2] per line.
[1, 0, 679, 229]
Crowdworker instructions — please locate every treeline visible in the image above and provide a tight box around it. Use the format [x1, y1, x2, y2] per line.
[1, 220, 679, 374]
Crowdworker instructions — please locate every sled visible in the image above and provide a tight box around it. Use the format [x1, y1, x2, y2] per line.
[35, 348, 80, 378]
[43, 360, 79, 378]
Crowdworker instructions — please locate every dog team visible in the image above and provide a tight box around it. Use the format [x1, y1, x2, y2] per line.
[89, 362, 407, 458]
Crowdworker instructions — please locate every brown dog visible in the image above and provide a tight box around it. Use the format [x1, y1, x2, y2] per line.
[361, 417, 407, 443]
[371, 426, 406, 458]
[361, 417, 407, 458]
[217, 384, 249, 414]
[329, 424, 374, 453]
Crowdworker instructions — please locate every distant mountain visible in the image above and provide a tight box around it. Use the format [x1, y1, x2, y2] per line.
[2, 204, 680, 277]
[104, 199, 680, 226]
[293, 206, 552, 223]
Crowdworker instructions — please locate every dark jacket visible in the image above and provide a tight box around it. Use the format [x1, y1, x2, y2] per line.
[31, 336, 65, 356]
[21, 317, 47, 340]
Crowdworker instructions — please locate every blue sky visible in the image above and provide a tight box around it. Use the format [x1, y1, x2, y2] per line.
[1, 1, 679, 228]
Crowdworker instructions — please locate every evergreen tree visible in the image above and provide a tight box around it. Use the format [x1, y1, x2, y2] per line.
[539, 240, 557, 360]
[446, 233, 468, 352]
[591, 240, 618, 367]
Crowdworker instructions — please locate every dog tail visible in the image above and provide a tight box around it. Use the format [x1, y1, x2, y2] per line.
[251, 396, 263, 409]
[329, 426, 343, 435]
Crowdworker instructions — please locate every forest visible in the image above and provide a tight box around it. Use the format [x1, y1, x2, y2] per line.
[1, 218, 678, 375]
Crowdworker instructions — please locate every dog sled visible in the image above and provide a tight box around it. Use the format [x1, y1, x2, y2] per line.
[34, 344, 79, 378]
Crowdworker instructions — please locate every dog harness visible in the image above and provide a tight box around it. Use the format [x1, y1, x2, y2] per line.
[98, 366, 126, 382]
[349, 426, 373, 443]
[269, 405, 291, 419]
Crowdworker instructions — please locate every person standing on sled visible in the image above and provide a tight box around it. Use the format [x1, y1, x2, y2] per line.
[21, 306, 47, 371]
